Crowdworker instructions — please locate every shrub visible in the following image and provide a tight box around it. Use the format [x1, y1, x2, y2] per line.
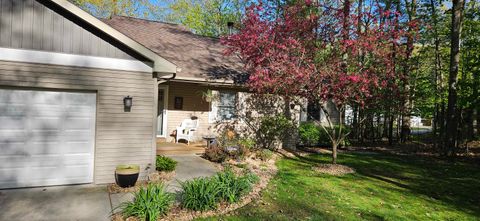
[257, 115, 294, 149]
[298, 122, 321, 146]
[215, 168, 254, 203]
[257, 149, 274, 161]
[180, 177, 220, 211]
[237, 137, 256, 149]
[120, 183, 174, 221]
[204, 145, 227, 163]
[156, 155, 177, 172]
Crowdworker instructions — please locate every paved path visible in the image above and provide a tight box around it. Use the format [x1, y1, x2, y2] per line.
[164, 154, 219, 192]
[0, 155, 218, 221]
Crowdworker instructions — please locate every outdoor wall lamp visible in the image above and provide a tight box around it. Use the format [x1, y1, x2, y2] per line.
[124, 96, 133, 112]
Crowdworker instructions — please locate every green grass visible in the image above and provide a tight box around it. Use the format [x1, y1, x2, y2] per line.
[196, 153, 480, 221]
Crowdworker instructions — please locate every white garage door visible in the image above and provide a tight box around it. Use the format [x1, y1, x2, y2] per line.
[0, 88, 96, 189]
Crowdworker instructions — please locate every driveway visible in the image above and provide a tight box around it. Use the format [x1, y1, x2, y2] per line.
[0, 185, 112, 221]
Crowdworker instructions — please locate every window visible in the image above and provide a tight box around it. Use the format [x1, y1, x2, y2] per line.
[307, 101, 321, 121]
[217, 91, 237, 120]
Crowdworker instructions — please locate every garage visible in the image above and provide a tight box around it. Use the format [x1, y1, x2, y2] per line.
[0, 88, 96, 189]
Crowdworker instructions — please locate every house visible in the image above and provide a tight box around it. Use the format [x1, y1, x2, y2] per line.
[0, 0, 304, 189]
[0, 0, 179, 188]
[0, 0, 275, 190]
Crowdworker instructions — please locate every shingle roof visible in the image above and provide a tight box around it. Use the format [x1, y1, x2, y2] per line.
[102, 16, 246, 84]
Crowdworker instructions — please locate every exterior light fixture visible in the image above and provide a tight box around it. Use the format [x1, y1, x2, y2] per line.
[123, 96, 133, 112]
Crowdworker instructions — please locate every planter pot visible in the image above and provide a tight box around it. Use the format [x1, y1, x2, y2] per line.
[115, 164, 140, 188]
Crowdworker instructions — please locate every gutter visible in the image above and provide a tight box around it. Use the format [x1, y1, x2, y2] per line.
[156, 73, 176, 85]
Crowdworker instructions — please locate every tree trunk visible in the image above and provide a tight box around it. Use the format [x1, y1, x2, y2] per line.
[400, 0, 417, 144]
[332, 142, 338, 164]
[445, 0, 465, 156]
[388, 114, 394, 145]
[430, 0, 442, 150]
[476, 107, 480, 138]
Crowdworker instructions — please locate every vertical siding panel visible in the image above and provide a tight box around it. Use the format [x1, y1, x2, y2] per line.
[22, 0, 35, 48]
[10, 0, 22, 48]
[21, 0, 34, 49]
[0, 0, 2, 44]
[43, 4, 53, 51]
[32, 0, 43, 50]
[91, 35, 100, 56]
[81, 27, 90, 55]
[98, 40, 108, 57]
[62, 19, 72, 53]
[52, 12, 63, 52]
[71, 23, 81, 54]
[0, 0, 7, 46]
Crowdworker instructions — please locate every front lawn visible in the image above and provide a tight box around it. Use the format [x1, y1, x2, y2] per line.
[197, 152, 480, 221]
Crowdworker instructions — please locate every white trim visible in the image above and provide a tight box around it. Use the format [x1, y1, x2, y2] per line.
[0, 47, 153, 72]
[156, 85, 169, 137]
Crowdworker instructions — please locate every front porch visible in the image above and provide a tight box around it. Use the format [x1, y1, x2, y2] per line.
[156, 138, 206, 155]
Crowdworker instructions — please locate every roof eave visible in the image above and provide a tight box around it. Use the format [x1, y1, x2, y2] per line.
[47, 0, 177, 74]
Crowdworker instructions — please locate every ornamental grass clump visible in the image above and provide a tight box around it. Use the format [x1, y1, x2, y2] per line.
[119, 183, 174, 221]
[180, 176, 220, 211]
[180, 168, 260, 211]
[215, 168, 259, 203]
[156, 155, 177, 172]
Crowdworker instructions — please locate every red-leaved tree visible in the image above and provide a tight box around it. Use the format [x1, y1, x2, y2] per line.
[223, 1, 409, 164]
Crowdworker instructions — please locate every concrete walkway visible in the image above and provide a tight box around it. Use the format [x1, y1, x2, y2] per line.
[165, 154, 219, 192]
[0, 155, 219, 221]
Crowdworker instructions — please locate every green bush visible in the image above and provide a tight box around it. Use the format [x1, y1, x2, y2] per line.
[237, 137, 256, 149]
[120, 183, 174, 221]
[298, 122, 321, 146]
[257, 115, 294, 149]
[156, 155, 177, 172]
[257, 149, 274, 161]
[215, 168, 257, 203]
[180, 177, 220, 211]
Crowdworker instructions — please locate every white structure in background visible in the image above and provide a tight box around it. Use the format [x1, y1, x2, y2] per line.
[410, 116, 423, 127]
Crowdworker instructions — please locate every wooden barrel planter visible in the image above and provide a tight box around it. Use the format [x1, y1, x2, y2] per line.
[115, 164, 140, 188]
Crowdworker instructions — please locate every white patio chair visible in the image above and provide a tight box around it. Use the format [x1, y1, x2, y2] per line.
[176, 118, 199, 145]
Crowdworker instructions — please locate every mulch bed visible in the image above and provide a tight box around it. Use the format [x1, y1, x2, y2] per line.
[313, 164, 355, 176]
[111, 154, 279, 221]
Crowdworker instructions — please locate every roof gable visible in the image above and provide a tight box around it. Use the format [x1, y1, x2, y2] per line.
[44, 0, 177, 74]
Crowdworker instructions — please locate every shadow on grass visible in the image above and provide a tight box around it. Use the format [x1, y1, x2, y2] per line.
[290, 152, 480, 218]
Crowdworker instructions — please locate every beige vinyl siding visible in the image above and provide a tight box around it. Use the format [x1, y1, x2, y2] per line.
[0, 0, 134, 60]
[0, 60, 155, 184]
